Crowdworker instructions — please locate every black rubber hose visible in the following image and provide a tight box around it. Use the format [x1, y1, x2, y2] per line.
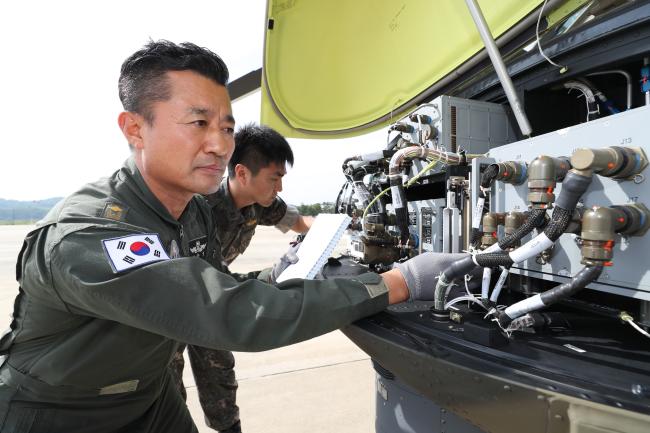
[475, 206, 572, 267]
[433, 255, 476, 312]
[539, 264, 603, 306]
[444, 255, 476, 281]
[479, 171, 592, 265]
[475, 252, 514, 267]
[554, 170, 592, 211]
[498, 208, 546, 250]
[480, 164, 500, 189]
[497, 264, 603, 327]
[544, 206, 572, 242]
[470, 228, 482, 248]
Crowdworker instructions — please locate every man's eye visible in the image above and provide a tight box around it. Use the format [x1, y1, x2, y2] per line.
[223, 127, 235, 135]
[191, 120, 208, 127]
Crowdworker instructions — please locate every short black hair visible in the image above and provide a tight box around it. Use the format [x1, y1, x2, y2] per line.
[229, 124, 294, 175]
[118, 40, 229, 124]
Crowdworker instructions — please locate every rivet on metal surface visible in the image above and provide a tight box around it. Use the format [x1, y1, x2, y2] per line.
[537, 395, 545, 400]
[554, 414, 563, 420]
[503, 385, 511, 391]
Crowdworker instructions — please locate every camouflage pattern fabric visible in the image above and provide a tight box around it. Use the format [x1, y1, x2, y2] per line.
[170, 345, 239, 432]
[169, 178, 297, 431]
[206, 178, 294, 265]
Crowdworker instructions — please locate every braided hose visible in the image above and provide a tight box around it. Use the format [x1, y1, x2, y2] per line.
[501, 264, 603, 324]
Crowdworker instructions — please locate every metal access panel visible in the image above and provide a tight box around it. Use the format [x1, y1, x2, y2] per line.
[394, 95, 517, 156]
[375, 372, 488, 433]
[408, 199, 445, 253]
[488, 105, 650, 300]
[436, 95, 517, 154]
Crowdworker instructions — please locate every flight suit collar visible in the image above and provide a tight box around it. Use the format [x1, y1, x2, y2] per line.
[119, 157, 180, 226]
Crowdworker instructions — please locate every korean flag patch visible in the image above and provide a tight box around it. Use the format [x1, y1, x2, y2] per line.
[102, 233, 170, 273]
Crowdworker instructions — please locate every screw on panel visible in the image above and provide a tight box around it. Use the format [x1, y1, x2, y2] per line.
[631, 384, 649, 396]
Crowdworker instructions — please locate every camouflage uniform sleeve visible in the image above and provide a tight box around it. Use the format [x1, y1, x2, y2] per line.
[274, 204, 299, 233]
[257, 197, 289, 226]
[38, 226, 388, 352]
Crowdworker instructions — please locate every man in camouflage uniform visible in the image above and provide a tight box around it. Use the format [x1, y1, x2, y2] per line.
[170, 124, 314, 432]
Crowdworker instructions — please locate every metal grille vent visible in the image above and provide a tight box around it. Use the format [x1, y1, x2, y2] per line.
[450, 105, 457, 152]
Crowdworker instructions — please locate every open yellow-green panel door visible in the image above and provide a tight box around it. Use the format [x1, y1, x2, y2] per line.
[261, 0, 555, 138]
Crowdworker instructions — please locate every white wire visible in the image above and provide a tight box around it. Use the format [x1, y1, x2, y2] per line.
[444, 295, 486, 310]
[622, 315, 650, 339]
[464, 274, 476, 296]
[566, 87, 592, 122]
[536, 0, 567, 71]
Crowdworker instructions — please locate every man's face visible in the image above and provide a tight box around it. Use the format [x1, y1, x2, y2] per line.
[247, 162, 286, 207]
[136, 70, 235, 198]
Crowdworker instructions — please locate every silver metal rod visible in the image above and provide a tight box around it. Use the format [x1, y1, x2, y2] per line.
[464, 0, 532, 136]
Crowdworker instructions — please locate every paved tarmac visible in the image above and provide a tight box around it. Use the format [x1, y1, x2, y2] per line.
[0, 224, 374, 433]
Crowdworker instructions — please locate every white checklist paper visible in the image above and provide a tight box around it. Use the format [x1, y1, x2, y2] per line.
[276, 213, 351, 282]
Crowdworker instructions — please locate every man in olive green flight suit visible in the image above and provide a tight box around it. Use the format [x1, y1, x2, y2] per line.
[0, 40, 419, 433]
[170, 124, 314, 432]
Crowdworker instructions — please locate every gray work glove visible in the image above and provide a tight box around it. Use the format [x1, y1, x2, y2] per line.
[268, 242, 301, 284]
[394, 252, 472, 301]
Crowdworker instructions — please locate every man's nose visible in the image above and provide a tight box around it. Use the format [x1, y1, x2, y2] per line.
[276, 178, 283, 193]
[205, 130, 234, 159]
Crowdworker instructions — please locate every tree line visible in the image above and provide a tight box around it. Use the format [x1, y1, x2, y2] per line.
[296, 202, 335, 216]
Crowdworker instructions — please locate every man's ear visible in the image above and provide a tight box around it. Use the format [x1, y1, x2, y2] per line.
[234, 164, 250, 184]
[118, 111, 145, 150]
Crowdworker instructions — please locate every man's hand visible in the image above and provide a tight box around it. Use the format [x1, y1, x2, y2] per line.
[386, 252, 470, 302]
[268, 242, 301, 283]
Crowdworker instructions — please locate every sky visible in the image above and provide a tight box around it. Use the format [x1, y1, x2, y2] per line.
[0, 0, 383, 205]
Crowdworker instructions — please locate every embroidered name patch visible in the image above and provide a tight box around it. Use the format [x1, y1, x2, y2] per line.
[188, 236, 208, 258]
[102, 233, 170, 272]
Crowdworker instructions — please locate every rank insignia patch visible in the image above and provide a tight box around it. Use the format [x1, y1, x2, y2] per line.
[102, 233, 170, 273]
[102, 202, 128, 221]
[189, 236, 208, 258]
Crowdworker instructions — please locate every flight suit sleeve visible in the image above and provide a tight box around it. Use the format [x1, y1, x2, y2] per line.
[38, 227, 388, 352]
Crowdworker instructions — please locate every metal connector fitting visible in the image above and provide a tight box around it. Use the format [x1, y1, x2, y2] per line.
[581, 206, 618, 242]
[527, 156, 559, 207]
[581, 206, 617, 263]
[571, 146, 648, 179]
[610, 203, 650, 236]
[504, 212, 526, 236]
[481, 213, 505, 247]
[390, 123, 415, 133]
[494, 161, 528, 185]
